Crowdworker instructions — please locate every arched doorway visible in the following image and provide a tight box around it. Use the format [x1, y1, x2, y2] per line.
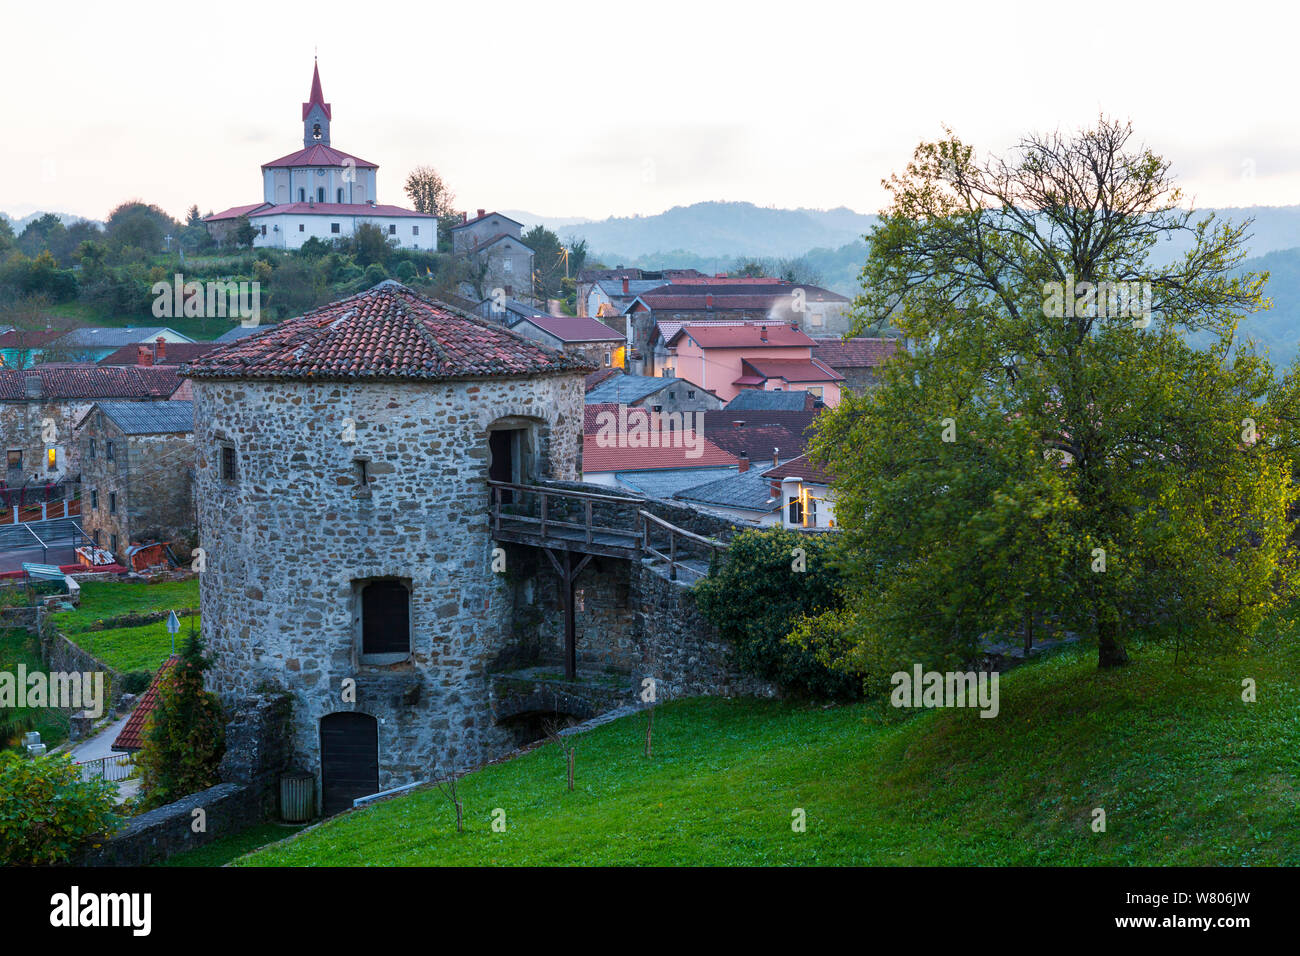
[320, 712, 379, 815]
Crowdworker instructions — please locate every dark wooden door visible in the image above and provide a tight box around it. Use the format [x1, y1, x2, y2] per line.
[320, 712, 379, 816]
[489, 429, 516, 503]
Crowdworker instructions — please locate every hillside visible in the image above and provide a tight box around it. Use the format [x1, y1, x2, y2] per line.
[237, 637, 1299, 866]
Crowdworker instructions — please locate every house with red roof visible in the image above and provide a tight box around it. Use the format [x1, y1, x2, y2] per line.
[509, 312, 626, 369]
[661, 321, 844, 406]
[810, 336, 901, 392]
[113, 656, 180, 752]
[203, 61, 438, 251]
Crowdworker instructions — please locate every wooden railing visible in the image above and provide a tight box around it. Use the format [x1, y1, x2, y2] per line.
[639, 509, 726, 581]
[489, 480, 642, 551]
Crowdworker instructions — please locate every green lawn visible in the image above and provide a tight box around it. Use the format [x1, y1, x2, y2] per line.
[44, 302, 233, 342]
[238, 638, 1300, 866]
[49, 579, 200, 675]
[157, 824, 306, 867]
[0, 627, 70, 750]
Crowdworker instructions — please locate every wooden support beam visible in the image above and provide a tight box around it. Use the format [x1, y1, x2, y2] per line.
[543, 548, 592, 680]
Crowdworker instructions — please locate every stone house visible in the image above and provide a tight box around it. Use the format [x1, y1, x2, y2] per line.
[187, 280, 594, 814]
[76, 400, 196, 562]
[809, 336, 901, 392]
[507, 314, 626, 370]
[0, 365, 189, 487]
[585, 371, 724, 417]
[450, 210, 534, 299]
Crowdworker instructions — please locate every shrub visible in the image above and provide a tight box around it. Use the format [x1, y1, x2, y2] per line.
[122, 670, 152, 694]
[695, 528, 862, 699]
[136, 633, 225, 809]
[0, 752, 120, 864]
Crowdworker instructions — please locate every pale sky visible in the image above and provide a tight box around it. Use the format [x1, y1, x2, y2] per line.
[2, 0, 1297, 223]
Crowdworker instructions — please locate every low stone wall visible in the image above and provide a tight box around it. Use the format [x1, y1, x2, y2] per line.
[79, 782, 259, 867]
[37, 613, 125, 716]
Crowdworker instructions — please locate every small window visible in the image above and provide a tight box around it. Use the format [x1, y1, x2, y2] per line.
[298, 223, 305, 232]
[337, 188, 344, 203]
[788, 497, 803, 525]
[46, 448, 56, 471]
[687, 390, 696, 399]
[298, 187, 306, 202]
[604, 351, 612, 367]
[412, 226, 419, 236]
[109, 492, 117, 515]
[809, 311, 824, 327]
[89, 438, 96, 459]
[388, 224, 396, 235]
[668, 391, 676, 400]
[331, 223, 340, 234]
[317, 187, 326, 202]
[355, 458, 369, 487]
[260, 225, 267, 237]
[652, 404, 663, 413]
[90, 489, 98, 510]
[220, 445, 237, 482]
[110, 533, 118, 552]
[807, 386, 824, 402]
[106, 441, 115, 461]
[361, 579, 411, 658]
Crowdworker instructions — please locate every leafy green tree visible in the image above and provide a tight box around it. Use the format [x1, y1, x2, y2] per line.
[354, 223, 393, 268]
[813, 118, 1298, 673]
[228, 216, 258, 251]
[0, 752, 120, 864]
[105, 200, 178, 255]
[137, 634, 225, 810]
[695, 528, 861, 698]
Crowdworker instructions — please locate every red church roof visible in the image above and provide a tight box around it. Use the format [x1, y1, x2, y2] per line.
[262, 144, 377, 169]
[302, 60, 331, 120]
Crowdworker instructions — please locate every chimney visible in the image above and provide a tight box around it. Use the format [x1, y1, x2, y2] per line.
[772, 447, 779, 469]
[737, 452, 749, 473]
[477, 208, 486, 219]
[155, 336, 166, 362]
[461, 211, 468, 224]
[622, 277, 629, 295]
[706, 294, 714, 310]
[137, 344, 153, 366]
[760, 324, 768, 342]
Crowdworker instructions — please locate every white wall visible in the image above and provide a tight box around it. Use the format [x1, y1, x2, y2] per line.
[252, 212, 436, 250]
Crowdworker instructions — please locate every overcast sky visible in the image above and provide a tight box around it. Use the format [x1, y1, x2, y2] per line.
[3, 0, 1297, 223]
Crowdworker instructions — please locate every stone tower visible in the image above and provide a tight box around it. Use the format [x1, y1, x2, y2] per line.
[302, 60, 331, 148]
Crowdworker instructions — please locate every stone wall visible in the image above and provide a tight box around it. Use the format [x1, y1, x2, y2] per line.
[38, 612, 126, 714]
[0, 395, 87, 483]
[79, 782, 259, 867]
[193, 370, 587, 796]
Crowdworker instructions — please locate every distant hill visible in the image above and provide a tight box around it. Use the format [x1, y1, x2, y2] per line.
[1, 210, 103, 232]
[1224, 246, 1300, 370]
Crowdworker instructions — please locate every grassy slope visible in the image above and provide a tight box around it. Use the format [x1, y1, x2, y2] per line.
[0, 627, 70, 749]
[49, 579, 199, 674]
[239, 639, 1300, 867]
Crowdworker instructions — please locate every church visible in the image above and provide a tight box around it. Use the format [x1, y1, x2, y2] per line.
[204, 62, 438, 250]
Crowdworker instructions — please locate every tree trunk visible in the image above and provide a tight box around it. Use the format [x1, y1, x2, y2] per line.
[1097, 618, 1129, 668]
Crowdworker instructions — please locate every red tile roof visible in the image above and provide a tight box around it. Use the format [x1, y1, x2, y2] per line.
[303, 61, 331, 120]
[248, 202, 430, 219]
[704, 422, 810, 463]
[740, 357, 844, 383]
[97, 343, 220, 366]
[202, 202, 273, 223]
[583, 433, 738, 473]
[520, 314, 624, 343]
[668, 323, 815, 349]
[262, 144, 377, 169]
[186, 281, 595, 382]
[0, 365, 187, 401]
[0, 329, 70, 350]
[762, 453, 834, 486]
[112, 656, 180, 752]
[811, 336, 900, 368]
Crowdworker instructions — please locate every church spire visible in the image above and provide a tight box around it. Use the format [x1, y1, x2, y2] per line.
[302, 58, 332, 148]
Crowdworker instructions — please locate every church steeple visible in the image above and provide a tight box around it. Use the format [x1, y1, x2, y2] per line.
[302, 59, 332, 148]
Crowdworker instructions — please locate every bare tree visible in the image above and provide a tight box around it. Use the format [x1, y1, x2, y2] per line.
[433, 756, 464, 833]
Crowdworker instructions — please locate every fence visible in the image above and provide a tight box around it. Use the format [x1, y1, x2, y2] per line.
[78, 751, 137, 782]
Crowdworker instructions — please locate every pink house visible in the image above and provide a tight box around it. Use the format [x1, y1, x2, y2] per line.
[662, 322, 844, 405]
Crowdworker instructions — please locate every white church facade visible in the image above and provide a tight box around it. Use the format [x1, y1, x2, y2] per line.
[205, 62, 437, 251]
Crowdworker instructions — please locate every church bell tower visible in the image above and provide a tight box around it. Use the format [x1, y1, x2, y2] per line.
[302, 59, 332, 148]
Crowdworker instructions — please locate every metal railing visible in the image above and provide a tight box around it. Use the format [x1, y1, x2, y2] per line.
[78, 751, 136, 782]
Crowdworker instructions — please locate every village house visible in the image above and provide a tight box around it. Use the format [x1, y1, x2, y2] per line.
[622, 278, 852, 374]
[659, 321, 843, 405]
[75, 401, 196, 566]
[97, 338, 219, 367]
[673, 449, 797, 525]
[506, 314, 626, 370]
[0, 365, 189, 486]
[585, 371, 724, 416]
[187, 280, 594, 814]
[576, 268, 705, 318]
[763, 454, 837, 529]
[810, 336, 900, 392]
[450, 210, 535, 299]
[203, 62, 438, 250]
[43, 327, 196, 364]
[581, 423, 740, 496]
[0, 328, 68, 369]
